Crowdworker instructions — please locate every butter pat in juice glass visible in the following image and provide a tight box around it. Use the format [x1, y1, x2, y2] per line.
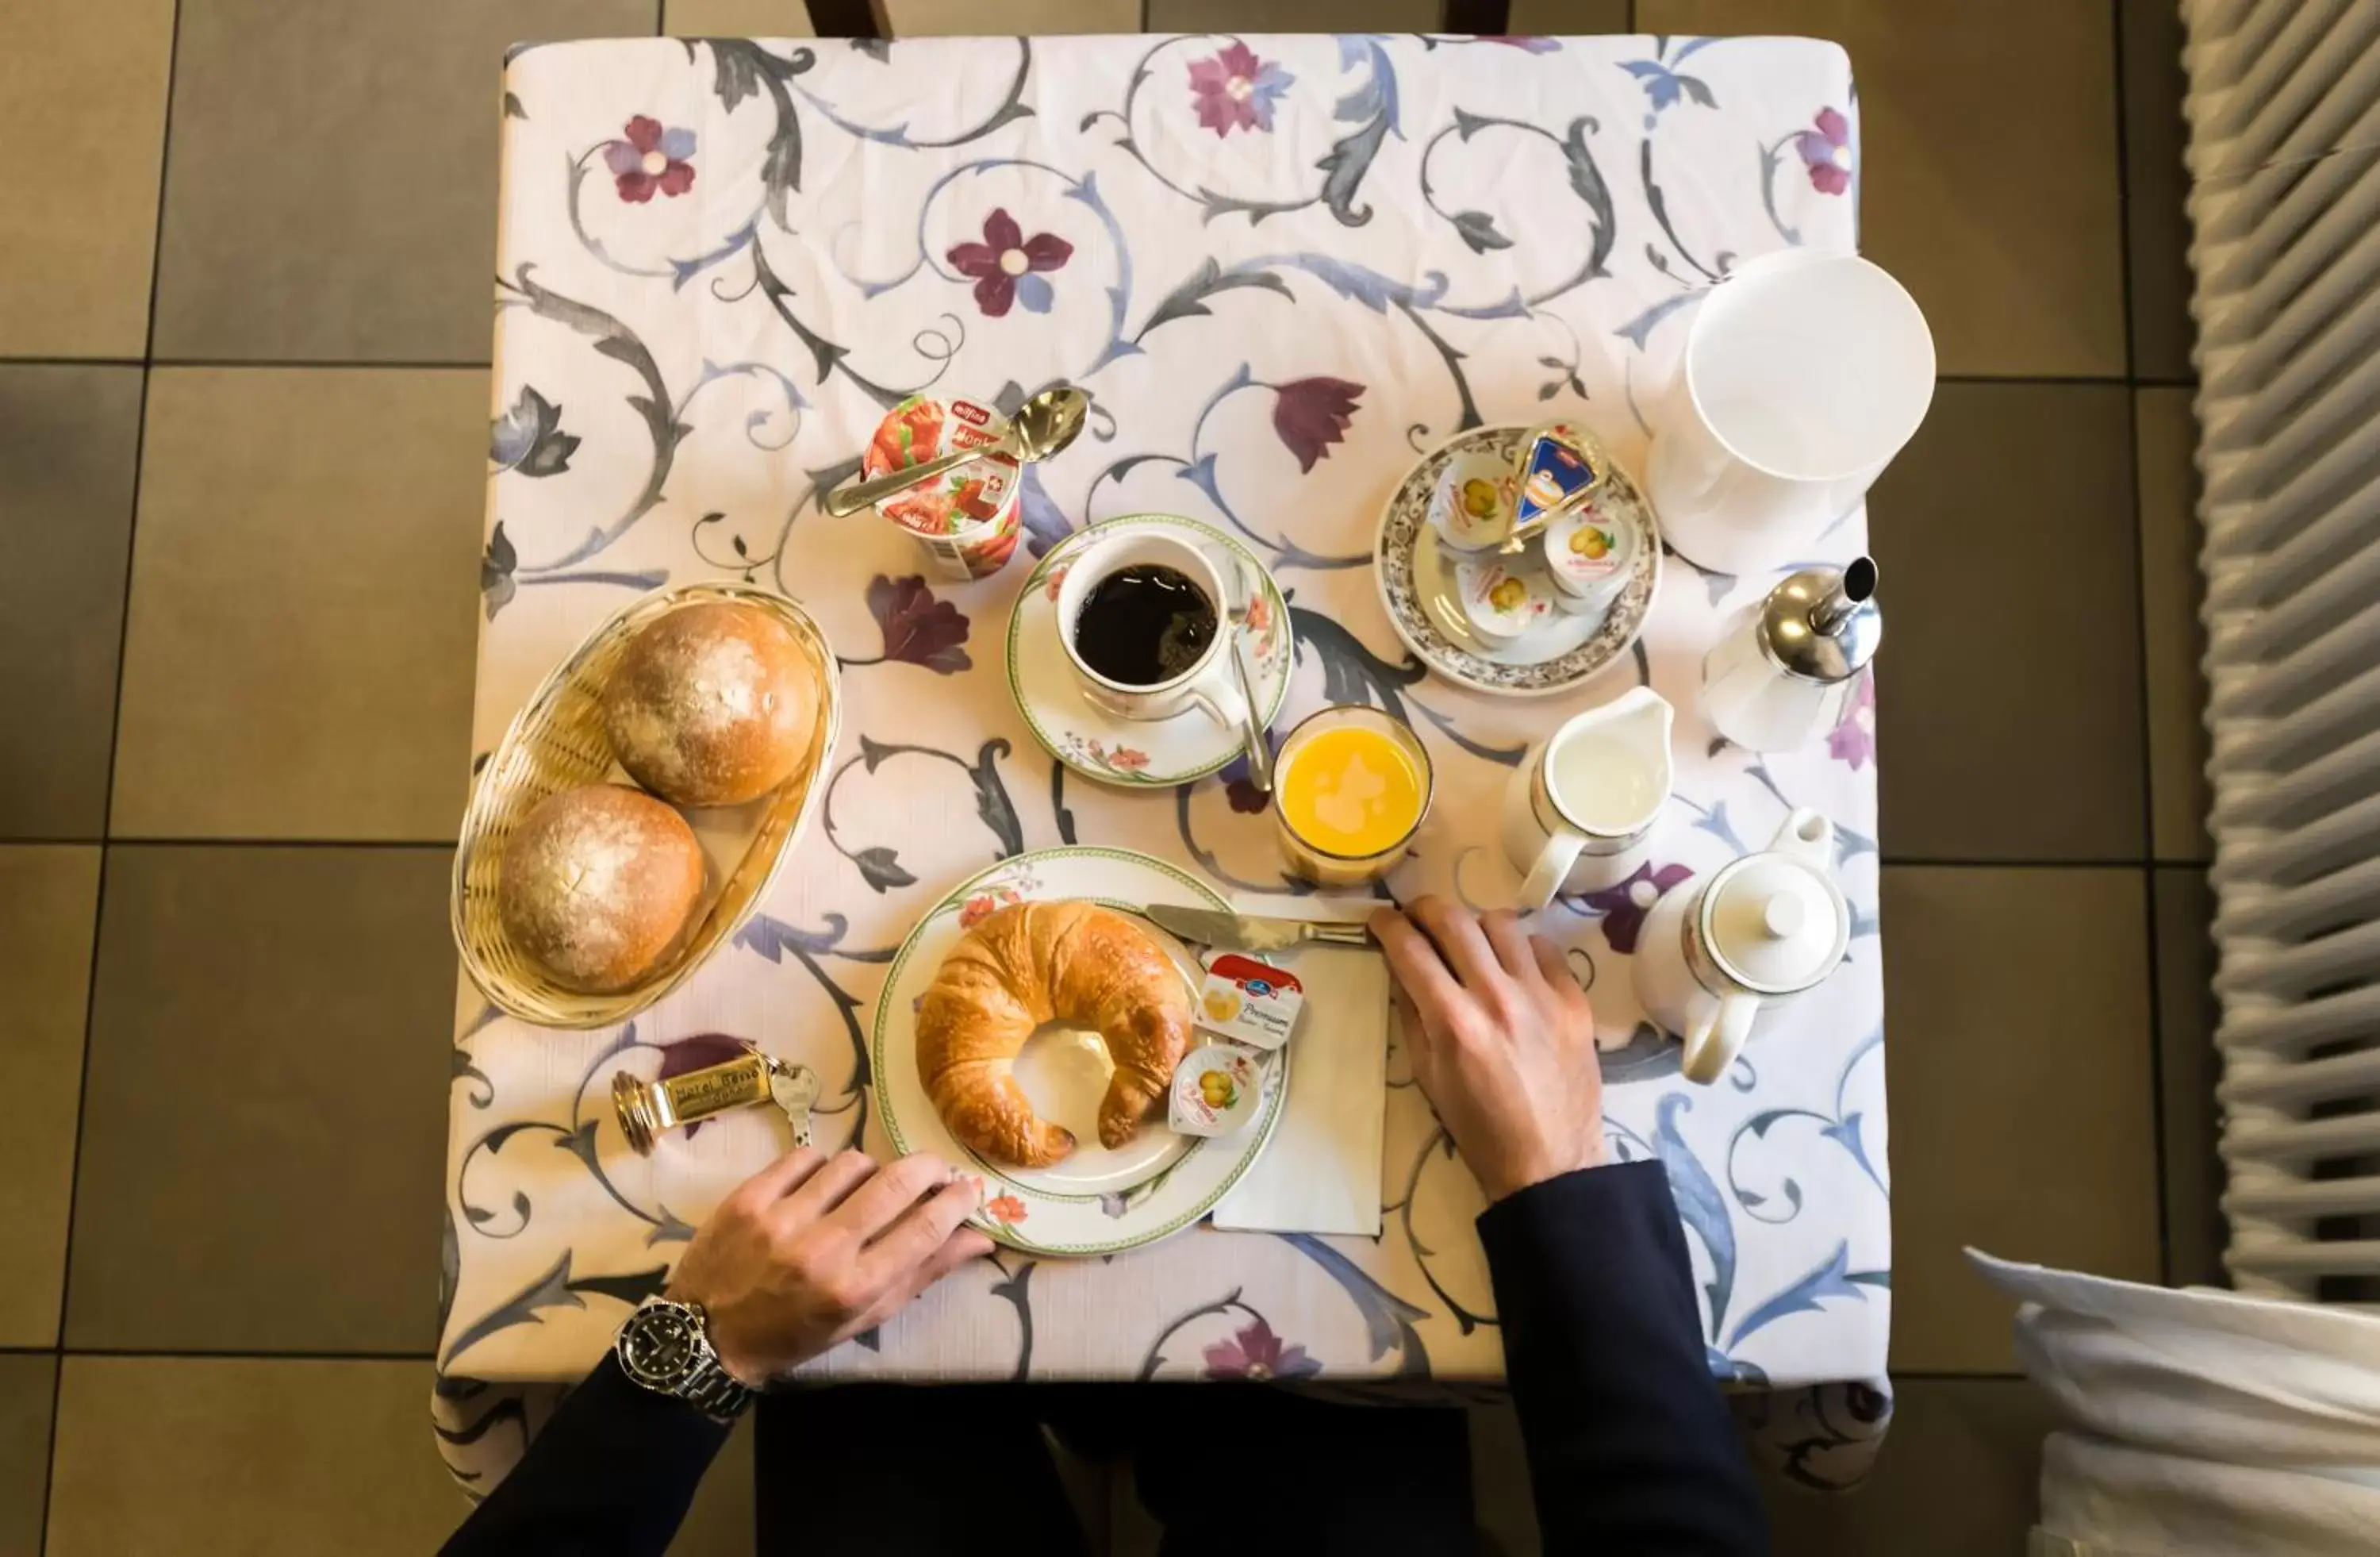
[1273, 705, 1433, 886]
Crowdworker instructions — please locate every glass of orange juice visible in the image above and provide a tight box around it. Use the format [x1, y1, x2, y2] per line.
[1272, 705, 1434, 886]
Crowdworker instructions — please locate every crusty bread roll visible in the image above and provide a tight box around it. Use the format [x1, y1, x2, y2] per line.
[916, 902, 1191, 1167]
[602, 602, 818, 807]
[498, 784, 704, 993]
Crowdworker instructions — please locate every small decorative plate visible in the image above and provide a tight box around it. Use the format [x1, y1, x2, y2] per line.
[1375, 425, 1661, 698]
[872, 848, 1290, 1257]
[1008, 515, 1294, 786]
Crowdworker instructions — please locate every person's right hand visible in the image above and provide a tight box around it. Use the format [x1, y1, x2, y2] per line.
[665, 1148, 992, 1386]
[1369, 896, 1607, 1205]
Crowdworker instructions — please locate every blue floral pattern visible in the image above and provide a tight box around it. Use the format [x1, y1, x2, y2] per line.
[442, 31, 1887, 1496]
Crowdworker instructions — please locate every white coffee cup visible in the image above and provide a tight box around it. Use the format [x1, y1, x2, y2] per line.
[1499, 686, 1674, 908]
[1054, 529, 1250, 728]
[1645, 252, 1933, 575]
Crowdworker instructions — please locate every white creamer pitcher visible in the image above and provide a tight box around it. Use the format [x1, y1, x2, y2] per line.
[1500, 686, 1674, 908]
[1633, 808, 1849, 1085]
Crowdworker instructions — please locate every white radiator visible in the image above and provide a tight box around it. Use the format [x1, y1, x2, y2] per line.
[2186, 0, 2380, 1302]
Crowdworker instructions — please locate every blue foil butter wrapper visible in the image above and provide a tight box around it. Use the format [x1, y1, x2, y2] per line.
[1513, 424, 1603, 529]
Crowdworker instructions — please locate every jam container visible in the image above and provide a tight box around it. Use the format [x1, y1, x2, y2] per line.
[1453, 556, 1557, 646]
[1426, 449, 1516, 554]
[1169, 1043, 1264, 1137]
[1542, 499, 1634, 617]
[862, 394, 1023, 582]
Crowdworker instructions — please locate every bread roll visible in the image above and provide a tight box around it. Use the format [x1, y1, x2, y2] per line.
[498, 784, 704, 993]
[603, 602, 818, 807]
[915, 902, 1191, 1167]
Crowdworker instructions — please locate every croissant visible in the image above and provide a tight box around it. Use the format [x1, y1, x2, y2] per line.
[915, 902, 1192, 1167]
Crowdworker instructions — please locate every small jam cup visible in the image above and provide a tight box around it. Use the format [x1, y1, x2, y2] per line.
[1271, 705, 1435, 887]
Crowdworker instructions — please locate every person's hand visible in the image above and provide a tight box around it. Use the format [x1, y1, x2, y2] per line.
[1369, 895, 1606, 1204]
[666, 1148, 992, 1386]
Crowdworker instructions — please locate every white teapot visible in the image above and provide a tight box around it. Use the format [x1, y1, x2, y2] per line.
[1632, 808, 1850, 1085]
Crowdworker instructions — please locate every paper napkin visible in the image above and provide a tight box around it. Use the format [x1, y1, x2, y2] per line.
[1209, 894, 1389, 1238]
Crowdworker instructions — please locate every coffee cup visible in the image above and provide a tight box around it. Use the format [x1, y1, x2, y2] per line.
[1054, 529, 1250, 729]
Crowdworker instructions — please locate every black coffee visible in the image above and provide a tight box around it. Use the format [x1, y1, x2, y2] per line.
[1074, 563, 1216, 686]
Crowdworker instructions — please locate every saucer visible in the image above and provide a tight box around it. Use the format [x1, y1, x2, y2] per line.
[1376, 425, 1660, 698]
[1008, 514, 1296, 786]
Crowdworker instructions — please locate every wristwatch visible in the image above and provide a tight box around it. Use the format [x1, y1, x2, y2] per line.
[614, 1297, 756, 1422]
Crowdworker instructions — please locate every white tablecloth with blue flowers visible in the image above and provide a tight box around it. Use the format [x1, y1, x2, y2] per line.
[439, 31, 1894, 1494]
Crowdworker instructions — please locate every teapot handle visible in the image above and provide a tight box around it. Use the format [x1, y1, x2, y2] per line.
[1680, 992, 1759, 1086]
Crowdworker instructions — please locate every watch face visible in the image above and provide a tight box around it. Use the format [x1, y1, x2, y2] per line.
[621, 1305, 701, 1386]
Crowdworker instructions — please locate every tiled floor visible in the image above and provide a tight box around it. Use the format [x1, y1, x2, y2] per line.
[0, 0, 2206, 1552]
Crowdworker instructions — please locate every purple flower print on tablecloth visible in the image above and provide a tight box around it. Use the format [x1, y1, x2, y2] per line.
[1188, 42, 1293, 137]
[1273, 378, 1364, 473]
[947, 209, 1073, 317]
[1795, 108, 1852, 194]
[1573, 862, 1694, 955]
[1203, 1317, 1320, 1380]
[605, 115, 697, 202]
[1828, 673, 1875, 769]
[864, 575, 973, 673]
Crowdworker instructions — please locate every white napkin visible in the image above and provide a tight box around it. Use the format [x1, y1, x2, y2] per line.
[1209, 894, 1389, 1238]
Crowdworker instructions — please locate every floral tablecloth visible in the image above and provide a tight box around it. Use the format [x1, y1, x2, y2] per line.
[437, 32, 1893, 1495]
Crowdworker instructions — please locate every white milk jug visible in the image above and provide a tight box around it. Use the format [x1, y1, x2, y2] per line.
[1500, 686, 1673, 908]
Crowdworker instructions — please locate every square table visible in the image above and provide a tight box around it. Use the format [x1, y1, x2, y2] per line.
[440, 30, 1892, 1491]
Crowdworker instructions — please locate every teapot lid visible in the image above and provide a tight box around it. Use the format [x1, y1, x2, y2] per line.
[1700, 851, 1849, 995]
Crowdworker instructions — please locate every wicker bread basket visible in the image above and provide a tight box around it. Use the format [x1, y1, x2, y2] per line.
[452, 582, 842, 1028]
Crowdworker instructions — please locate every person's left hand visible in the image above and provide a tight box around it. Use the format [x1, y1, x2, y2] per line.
[666, 1148, 991, 1385]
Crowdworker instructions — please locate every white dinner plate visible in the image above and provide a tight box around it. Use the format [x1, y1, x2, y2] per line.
[1006, 515, 1294, 787]
[871, 847, 1289, 1256]
[1375, 425, 1662, 697]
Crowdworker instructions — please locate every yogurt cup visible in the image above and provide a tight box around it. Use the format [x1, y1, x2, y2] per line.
[862, 394, 1023, 582]
[1426, 450, 1516, 554]
[1542, 501, 1633, 617]
[1453, 557, 1557, 646]
[1169, 1043, 1263, 1137]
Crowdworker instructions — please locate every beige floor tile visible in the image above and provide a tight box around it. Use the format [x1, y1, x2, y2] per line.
[669, 1416, 756, 1557]
[0, 1353, 57, 1557]
[1871, 384, 2144, 862]
[1149, 0, 1440, 32]
[2154, 867, 2225, 1290]
[152, 0, 654, 363]
[47, 1357, 463, 1556]
[2136, 386, 2211, 863]
[1642, 0, 2126, 379]
[2121, 0, 2195, 382]
[0, 0, 172, 357]
[1882, 867, 2160, 1373]
[1764, 1379, 2056, 1557]
[1506, 0, 1631, 33]
[0, 367, 142, 840]
[66, 847, 454, 1352]
[112, 369, 482, 841]
[0, 848, 100, 1349]
[666, 0, 817, 32]
[892, 0, 1138, 29]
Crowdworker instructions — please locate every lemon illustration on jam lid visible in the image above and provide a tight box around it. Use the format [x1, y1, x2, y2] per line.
[1568, 525, 1611, 559]
[1202, 986, 1243, 1022]
[1488, 576, 1528, 611]
[1198, 1070, 1238, 1109]
[1460, 478, 1500, 520]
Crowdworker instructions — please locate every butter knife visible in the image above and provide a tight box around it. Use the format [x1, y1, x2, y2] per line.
[1142, 904, 1373, 953]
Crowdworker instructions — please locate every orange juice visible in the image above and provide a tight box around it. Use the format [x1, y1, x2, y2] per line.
[1273, 707, 1432, 885]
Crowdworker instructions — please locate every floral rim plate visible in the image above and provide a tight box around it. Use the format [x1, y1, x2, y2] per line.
[872, 847, 1289, 1257]
[1374, 425, 1661, 698]
[1008, 515, 1294, 786]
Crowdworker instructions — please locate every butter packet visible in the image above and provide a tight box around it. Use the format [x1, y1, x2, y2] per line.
[1195, 953, 1306, 1051]
[1169, 1043, 1265, 1137]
